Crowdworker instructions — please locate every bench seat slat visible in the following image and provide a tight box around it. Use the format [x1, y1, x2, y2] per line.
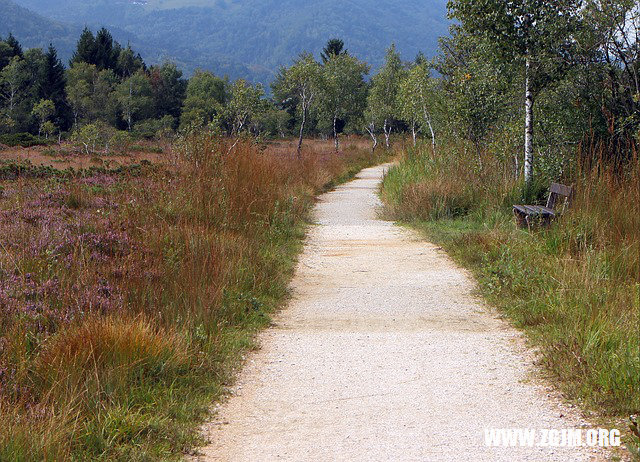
[513, 204, 555, 217]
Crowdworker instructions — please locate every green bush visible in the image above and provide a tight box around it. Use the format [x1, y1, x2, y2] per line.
[133, 116, 175, 140]
[0, 133, 53, 148]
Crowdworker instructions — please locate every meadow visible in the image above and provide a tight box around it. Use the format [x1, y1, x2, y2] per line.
[0, 133, 385, 460]
[381, 137, 640, 427]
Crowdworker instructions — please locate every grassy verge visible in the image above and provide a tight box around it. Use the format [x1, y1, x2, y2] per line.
[381, 140, 639, 437]
[0, 133, 387, 460]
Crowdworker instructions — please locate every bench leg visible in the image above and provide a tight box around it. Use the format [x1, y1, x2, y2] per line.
[513, 209, 528, 229]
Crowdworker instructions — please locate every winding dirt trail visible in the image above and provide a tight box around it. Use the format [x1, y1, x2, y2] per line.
[196, 164, 603, 461]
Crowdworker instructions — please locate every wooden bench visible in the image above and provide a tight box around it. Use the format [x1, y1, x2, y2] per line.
[513, 182, 572, 228]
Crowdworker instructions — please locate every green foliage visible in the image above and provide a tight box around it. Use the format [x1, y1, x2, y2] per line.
[320, 38, 346, 64]
[108, 129, 133, 151]
[0, 55, 27, 124]
[0, 131, 49, 146]
[71, 27, 95, 65]
[148, 61, 186, 122]
[65, 61, 95, 124]
[41, 45, 70, 129]
[441, 34, 510, 150]
[255, 106, 291, 138]
[133, 115, 174, 140]
[225, 79, 265, 135]
[116, 70, 153, 130]
[271, 52, 322, 150]
[70, 122, 115, 154]
[179, 70, 227, 130]
[318, 53, 369, 144]
[365, 44, 405, 146]
[396, 60, 438, 145]
[448, 0, 584, 73]
[31, 98, 54, 135]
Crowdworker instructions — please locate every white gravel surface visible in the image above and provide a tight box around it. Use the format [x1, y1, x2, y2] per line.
[195, 164, 607, 461]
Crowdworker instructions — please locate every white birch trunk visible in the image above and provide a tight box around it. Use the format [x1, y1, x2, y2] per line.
[411, 121, 417, 147]
[365, 122, 377, 153]
[524, 56, 534, 184]
[426, 117, 436, 155]
[297, 104, 306, 157]
[333, 114, 339, 152]
[420, 88, 436, 155]
[297, 88, 313, 157]
[127, 81, 133, 131]
[383, 119, 391, 149]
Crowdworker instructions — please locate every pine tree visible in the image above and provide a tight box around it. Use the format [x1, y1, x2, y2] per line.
[117, 44, 145, 78]
[41, 45, 71, 130]
[71, 27, 96, 66]
[321, 39, 346, 63]
[5, 34, 23, 59]
[149, 62, 186, 121]
[94, 28, 119, 71]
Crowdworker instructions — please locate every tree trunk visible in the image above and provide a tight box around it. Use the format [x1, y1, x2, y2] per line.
[365, 122, 377, 153]
[297, 104, 306, 157]
[426, 117, 436, 156]
[333, 114, 339, 152]
[411, 121, 417, 147]
[383, 119, 391, 149]
[420, 88, 436, 156]
[524, 56, 534, 185]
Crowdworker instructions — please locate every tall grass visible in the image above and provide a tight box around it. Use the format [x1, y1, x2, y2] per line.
[0, 133, 385, 460]
[382, 138, 639, 418]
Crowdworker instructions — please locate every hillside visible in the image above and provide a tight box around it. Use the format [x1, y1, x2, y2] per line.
[0, 0, 153, 66]
[8, 0, 449, 82]
[0, 0, 80, 61]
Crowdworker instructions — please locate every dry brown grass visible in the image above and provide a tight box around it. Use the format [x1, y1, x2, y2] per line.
[0, 133, 386, 460]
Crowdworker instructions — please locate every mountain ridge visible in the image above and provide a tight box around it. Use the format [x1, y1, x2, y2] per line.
[4, 0, 450, 83]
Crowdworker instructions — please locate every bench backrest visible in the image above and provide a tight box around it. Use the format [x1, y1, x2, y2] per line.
[547, 182, 573, 211]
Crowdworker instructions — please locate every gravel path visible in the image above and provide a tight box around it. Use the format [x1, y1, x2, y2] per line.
[196, 164, 605, 461]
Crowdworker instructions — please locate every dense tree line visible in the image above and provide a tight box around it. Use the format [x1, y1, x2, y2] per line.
[0, 27, 188, 141]
[1, 3, 638, 182]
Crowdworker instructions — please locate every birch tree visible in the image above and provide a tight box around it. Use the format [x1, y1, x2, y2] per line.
[31, 99, 55, 136]
[66, 62, 96, 126]
[449, 0, 583, 184]
[226, 79, 265, 135]
[366, 44, 405, 149]
[319, 53, 369, 151]
[363, 105, 379, 153]
[116, 70, 152, 130]
[397, 61, 437, 152]
[180, 70, 227, 129]
[272, 53, 321, 156]
[0, 56, 26, 125]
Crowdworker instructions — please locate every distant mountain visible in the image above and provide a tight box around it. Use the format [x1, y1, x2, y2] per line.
[0, 0, 153, 66]
[0, 0, 81, 61]
[6, 0, 450, 83]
